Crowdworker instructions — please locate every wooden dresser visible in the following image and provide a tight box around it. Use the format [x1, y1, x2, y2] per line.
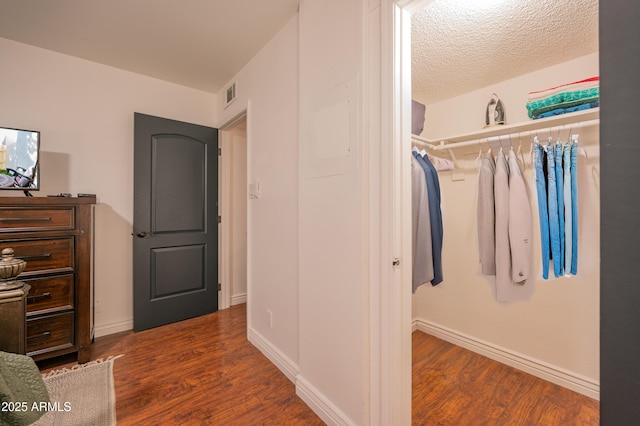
[0, 196, 95, 363]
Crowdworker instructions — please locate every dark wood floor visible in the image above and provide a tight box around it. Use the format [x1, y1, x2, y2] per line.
[39, 304, 323, 425]
[39, 304, 599, 425]
[412, 331, 599, 425]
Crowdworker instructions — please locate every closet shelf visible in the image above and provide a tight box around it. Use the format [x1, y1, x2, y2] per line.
[413, 108, 599, 150]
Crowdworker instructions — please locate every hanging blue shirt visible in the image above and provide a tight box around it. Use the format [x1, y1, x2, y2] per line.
[412, 151, 444, 285]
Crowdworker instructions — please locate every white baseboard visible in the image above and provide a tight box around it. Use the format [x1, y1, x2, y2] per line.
[230, 292, 247, 306]
[295, 376, 356, 426]
[247, 326, 354, 424]
[94, 319, 133, 338]
[413, 318, 600, 400]
[247, 326, 299, 383]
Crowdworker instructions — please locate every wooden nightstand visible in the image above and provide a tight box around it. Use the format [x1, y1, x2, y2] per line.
[0, 283, 31, 354]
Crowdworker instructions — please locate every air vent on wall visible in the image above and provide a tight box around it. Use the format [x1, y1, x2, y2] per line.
[224, 81, 237, 108]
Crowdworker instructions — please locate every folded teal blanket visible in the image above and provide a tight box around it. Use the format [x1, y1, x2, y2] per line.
[0, 351, 50, 426]
[526, 87, 599, 118]
[533, 100, 600, 119]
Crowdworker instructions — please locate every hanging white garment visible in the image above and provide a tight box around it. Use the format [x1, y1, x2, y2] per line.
[477, 151, 496, 275]
[411, 156, 434, 292]
[494, 149, 511, 302]
[508, 149, 533, 284]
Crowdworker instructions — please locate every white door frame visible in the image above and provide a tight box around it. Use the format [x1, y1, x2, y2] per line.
[374, 0, 433, 424]
[218, 111, 248, 311]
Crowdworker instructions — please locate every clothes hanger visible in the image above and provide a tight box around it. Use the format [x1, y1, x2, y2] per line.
[516, 133, 526, 170]
[475, 140, 484, 171]
[530, 134, 538, 167]
[496, 135, 503, 154]
[516, 133, 523, 154]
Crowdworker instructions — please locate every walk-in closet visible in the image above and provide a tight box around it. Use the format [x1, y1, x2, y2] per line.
[409, 0, 600, 417]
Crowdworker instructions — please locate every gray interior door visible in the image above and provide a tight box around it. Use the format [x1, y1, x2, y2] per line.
[133, 112, 218, 331]
[600, 1, 640, 423]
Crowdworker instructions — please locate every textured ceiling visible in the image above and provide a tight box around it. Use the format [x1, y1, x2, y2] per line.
[0, 0, 299, 94]
[0, 0, 597, 100]
[412, 0, 599, 105]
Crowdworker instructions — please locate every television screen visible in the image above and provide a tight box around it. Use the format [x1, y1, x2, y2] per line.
[0, 127, 40, 191]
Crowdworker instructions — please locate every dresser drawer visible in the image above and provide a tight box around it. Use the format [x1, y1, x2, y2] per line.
[4, 237, 74, 275]
[0, 207, 75, 232]
[25, 274, 74, 314]
[26, 312, 75, 355]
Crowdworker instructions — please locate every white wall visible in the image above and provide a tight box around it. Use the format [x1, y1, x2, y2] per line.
[413, 53, 600, 396]
[216, 17, 300, 373]
[217, 5, 394, 422]
[0, 37, 217, 336]
[298, 0, 368, 423]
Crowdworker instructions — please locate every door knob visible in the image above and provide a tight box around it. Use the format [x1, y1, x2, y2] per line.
[135, 231, 147, 238]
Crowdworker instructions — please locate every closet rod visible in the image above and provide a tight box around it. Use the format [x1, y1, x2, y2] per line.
[411, 137, 437, 150]
[415, 118, 599, 151]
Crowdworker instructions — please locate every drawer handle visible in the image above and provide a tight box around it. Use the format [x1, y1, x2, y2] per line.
[0, 217, 52, 222]
[27, 331, 51, 341]
[16, 253, 52, 261]
[27, 292, 52, 302]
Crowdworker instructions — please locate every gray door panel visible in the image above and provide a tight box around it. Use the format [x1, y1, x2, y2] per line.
[133, 113, 218, 331]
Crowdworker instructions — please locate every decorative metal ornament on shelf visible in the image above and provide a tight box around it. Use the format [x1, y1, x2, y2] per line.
[0, 247, 27, 291]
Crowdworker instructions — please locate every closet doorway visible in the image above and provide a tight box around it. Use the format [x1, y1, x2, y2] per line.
[219, 114, 248, 310]
[399, 0, 600, 421]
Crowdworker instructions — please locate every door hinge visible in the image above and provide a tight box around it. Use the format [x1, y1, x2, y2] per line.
[218, 283, 222, 291]
[218, 147, 221, 156]
[217, 215, 221, 224]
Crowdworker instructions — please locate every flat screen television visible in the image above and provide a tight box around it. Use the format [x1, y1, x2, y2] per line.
[0, 126, 40, 194]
